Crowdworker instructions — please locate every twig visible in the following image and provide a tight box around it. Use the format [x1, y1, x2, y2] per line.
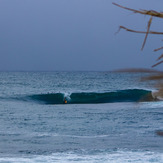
[112, 3, 163, 18]
[156, 54, 163, 61]
[117, 26, 163, 35]
[154, 46, 163, 52]
[152, 60, 163, 68]
[141, 16, 153, 50]
[142, 74, 163, 81]
[113, 2, 163, 67]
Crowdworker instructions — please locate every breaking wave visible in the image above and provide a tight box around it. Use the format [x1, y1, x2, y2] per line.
[28, 89, 155, 104]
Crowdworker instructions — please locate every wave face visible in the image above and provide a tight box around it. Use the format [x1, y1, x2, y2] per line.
[28, 89, 154, 104]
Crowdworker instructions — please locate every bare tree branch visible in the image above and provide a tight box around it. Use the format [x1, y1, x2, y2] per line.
[112, 3, 163, 18]
[154, 46, 163, 52]
[113, 2, 163, 67]
[142, 74, 163, 81]
[141, 16, 153, 50]
[156, 54, 163, 61]
[117, 26, 163, 35]
[152, 60, 163, 68]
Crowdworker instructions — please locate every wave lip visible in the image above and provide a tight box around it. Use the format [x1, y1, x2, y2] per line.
[28, 89, 154, 105]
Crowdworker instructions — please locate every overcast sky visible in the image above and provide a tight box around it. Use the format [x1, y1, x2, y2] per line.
[0, 0, 163, 71]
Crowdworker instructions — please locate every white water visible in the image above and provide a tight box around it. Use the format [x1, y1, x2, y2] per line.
[0, 151, 163, 163]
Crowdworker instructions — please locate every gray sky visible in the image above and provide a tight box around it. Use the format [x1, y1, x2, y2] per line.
[0, 0, 163, 71]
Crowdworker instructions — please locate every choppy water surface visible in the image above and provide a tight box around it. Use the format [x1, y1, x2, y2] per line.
[0, 72, 162, 162]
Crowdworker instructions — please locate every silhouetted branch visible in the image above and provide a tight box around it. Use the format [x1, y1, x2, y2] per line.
[113, 2, 163, 67]
[112, 3, 163, 18]
[154, 46, 163, 52]
[156, 54, 163, 61]
[117, 26, 163, 35]
[141, 16, 153, 50]
[152, 60, 163, 68]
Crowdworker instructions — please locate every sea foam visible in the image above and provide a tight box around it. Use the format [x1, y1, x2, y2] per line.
[0, 151, 163, 163]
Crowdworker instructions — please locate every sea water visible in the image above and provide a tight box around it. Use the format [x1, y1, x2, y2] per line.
[0, 71, 163, 163]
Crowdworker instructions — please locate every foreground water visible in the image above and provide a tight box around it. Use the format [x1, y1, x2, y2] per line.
[0, 72, 163, 162]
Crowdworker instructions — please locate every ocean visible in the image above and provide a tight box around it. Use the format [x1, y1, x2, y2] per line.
[0, 71, 163, 163]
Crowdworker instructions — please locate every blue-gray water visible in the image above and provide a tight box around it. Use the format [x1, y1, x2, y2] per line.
[0, 72, 163, 163]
